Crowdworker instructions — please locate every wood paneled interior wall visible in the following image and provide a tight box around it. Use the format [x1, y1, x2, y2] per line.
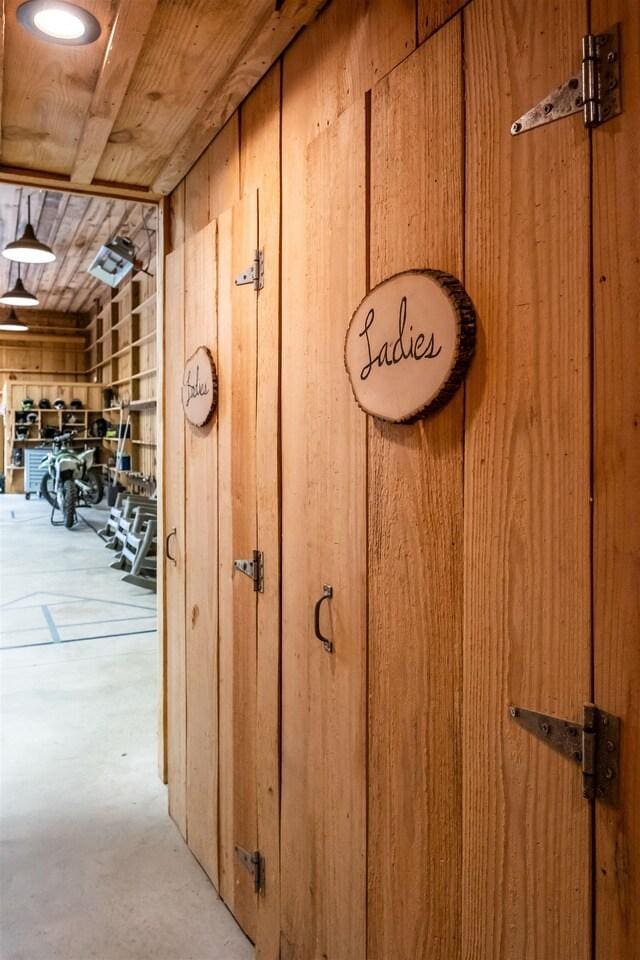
[163, 0, 639, 957]
[0, 312, 88, 381]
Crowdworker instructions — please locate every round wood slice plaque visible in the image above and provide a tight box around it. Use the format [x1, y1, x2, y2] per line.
[182, 345, 218, 427]
[344, 270, 476, 423]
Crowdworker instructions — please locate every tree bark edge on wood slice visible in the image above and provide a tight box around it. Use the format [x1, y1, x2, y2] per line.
[344, 269, 476, 423]
[182, 344, 218, 428]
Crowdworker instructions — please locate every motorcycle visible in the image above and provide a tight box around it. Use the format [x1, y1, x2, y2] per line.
[39, 431, 104, 528]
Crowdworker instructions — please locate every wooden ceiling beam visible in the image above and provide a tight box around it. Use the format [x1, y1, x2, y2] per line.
[71, 0, 159, 185]
[0, 165, 160, 203]
[152, 0, 328, 195]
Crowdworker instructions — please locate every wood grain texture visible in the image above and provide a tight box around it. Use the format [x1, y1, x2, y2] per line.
[71, 0, 159, 184]
[1, 0, 112, 175]
[151, 0, 327, 195]
[418, 0, 468, 42]
[367, 22, 463, 960]
[208, 116, 240, 222]
[241, 63, 282, 960]
[592, 1, 640, 956]
[157, 196, 169, 783]
[164, 244, 187, 836]
[183, 154, 210, 239]
[282, 0, 415, 159]
[280, 98, 367, 960]
[217, 196, 258, 938]
[463, 1, 591, 957]
[0, 183, 155, 314]
[184, 220, 219, 885]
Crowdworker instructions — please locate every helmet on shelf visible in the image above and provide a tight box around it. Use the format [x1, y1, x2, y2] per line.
[69, 399, 83, 410]
[26, 412, 38, 423]
[21, 397, 34, 410]
[53, 398, 65, 410]
[38, 398, 51, 409]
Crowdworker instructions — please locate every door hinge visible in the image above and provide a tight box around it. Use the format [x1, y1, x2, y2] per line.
[235, 845, 264, 894]
[511, 24, 621, 135]
[234, 249, 264, 291]
[509, 702, 620, 804]
[233, 549, 264, 592]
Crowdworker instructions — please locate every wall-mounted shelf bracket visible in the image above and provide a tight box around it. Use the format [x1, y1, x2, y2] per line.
[233, 549, 264, 592]
[234, 249, 264, 291]
[511, 24, 621, 135]
[509, 702, 620, 804]
[235, 845, 264, 894]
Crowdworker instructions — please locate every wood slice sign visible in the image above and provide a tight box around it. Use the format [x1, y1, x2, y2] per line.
[182, 345, 218, 427]
[344, 270, 476, 422]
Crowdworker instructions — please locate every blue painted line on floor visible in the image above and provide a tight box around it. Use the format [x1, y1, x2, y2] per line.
[1, 591, 156, 612]
[41, 605, 62, 644]
[2, 614, 157, 636]
[0, 628, 156, 652]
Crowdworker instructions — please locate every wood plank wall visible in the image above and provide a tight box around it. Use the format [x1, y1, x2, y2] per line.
[163, 1, 639, 958]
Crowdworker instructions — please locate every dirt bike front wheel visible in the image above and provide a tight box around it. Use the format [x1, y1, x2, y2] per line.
[62, 479, 77, 529]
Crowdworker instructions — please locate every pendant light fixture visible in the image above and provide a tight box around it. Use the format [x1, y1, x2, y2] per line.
[0, 265, 39, 306]
[2, 194, 56, 264]
[0, 308, 29, 332]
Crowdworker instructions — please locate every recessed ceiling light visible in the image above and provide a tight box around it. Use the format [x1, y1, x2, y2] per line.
[17, 1, 101, 46]
[0, 308, 29, 332]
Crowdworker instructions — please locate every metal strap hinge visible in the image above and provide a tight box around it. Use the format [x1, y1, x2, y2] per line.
[235, 845, 264, 894]
[509, 702, 620, 804]
[511, 24, 621, 135]
[233, 549, 264, 592]
[234, 249, 264, 291]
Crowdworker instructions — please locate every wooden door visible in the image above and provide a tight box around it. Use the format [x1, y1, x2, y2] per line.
[164, 245, 187, 837]
[280, 99, 368, 960]
[592, 1, 640, 957]
[218, 193, 259, 939]
[184, 221, 219, 884]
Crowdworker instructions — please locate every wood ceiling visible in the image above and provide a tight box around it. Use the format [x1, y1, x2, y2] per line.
[0, 182, 156, 313]
[0, 0, 328, 198]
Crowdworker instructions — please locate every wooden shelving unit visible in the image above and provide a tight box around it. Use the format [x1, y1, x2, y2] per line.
[85, 266, 157, 489]
[1, 381, 104, 494]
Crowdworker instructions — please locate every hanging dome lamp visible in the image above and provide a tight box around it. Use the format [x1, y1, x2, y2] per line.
[0, 264, 39, 306]
[0, 308, 29, 332]
[2, 194, 56, 263]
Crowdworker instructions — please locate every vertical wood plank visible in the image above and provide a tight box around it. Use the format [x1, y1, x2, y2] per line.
[184, 152, 210, 237]
[240, 62, 283, 960]
[164, 244, 186, 836]
[169, 181, 185, 253]
[280, 98, 367, 960]
[208, 114, 241, 221]
[157, 196, 169, 784]
[217, 194, 259, 939]
[463, 1, 591, 957]
[592, 1, 640, 956]
[282, 0, 415, 163]
[367, 21, 463, 960]
[184, 220, 219, 886]
[418, 0, 468, 42]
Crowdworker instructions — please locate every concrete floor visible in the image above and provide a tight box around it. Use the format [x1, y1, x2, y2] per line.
[0, 495, 253, 960]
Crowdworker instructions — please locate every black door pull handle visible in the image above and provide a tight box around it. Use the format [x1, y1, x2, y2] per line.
[166, 527, 177, 565]
[314, 584, 333, 653]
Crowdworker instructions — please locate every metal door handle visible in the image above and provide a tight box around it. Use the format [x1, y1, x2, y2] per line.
[314, 584, 333, 653]
[166, 527, 177, 565]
